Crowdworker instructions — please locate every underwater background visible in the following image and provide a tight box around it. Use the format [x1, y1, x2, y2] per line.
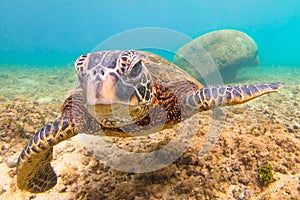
[1, 0, 300, 66]
[1, 1, 300, 199]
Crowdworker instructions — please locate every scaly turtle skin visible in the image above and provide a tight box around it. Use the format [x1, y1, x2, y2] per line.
[16, 50, 283, 193]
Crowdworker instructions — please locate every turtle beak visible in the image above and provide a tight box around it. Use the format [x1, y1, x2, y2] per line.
[84, 73, 138, 106]
[85, 73, 116, 105]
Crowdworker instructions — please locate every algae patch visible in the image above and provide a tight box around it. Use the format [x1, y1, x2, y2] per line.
[258, 164, 275, 186]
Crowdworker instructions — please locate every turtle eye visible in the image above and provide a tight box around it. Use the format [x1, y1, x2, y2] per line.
[128, 60, 142, 78]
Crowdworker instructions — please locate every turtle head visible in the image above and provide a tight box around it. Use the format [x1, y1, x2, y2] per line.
[74, 50, 153, 127]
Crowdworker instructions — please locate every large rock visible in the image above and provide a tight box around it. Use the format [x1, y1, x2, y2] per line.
[173, 29, 259, 83]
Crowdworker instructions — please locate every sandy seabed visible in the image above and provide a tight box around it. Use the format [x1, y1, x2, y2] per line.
[0, 64, 299, 200]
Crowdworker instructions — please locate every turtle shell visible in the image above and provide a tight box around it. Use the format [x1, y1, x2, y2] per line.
[138, 50, 203, 88]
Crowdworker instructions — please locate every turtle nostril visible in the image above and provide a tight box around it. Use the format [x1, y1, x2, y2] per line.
[101, 70, 105, 76]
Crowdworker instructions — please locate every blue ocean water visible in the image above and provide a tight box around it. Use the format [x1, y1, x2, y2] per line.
[1, 0, 300, 66]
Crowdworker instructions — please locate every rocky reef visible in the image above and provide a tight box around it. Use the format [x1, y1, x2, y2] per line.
[174, 29, 260, 83]
[0, 64, 299, 199]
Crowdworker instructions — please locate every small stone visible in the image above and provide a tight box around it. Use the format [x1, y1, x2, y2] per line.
[232, 164, 241, 171]
[89, 158, 99, 169]
[1, 144, 9, 151]
[0, 187, 6, 195]
[0, 132, 7, 137]
[93, 176, 101, 181]
[287, 128, 294, 133]
[66, 147, 75, 153]
[57, 185, 67, 193]
[238, 178, 250, 185]
[6, 157, 17, 168]
[81, 157, 90, 166]
[8, 169, 16, 178]
[102, 177, 109, 182]
[230, 176, 238, 185]
[50, 75, 59, 80]
[176, 180, 193, 194]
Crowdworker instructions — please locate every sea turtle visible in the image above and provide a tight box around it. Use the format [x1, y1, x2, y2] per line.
[16, 50, 283, 193]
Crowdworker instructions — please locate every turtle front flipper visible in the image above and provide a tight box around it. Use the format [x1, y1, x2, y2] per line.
[17, 116, 78, 193]
[183, 83, 284, 113]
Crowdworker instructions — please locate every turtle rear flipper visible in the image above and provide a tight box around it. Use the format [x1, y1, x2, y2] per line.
[17, 117, 78, 193]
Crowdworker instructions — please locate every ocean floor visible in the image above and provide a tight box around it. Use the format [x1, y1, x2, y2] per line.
[0, 64, 299, 199]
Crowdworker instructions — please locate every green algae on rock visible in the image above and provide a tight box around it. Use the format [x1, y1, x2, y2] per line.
[258, 164, 275, 186]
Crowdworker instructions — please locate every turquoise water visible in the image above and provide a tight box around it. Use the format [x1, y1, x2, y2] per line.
[1, 0, 300, 66]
